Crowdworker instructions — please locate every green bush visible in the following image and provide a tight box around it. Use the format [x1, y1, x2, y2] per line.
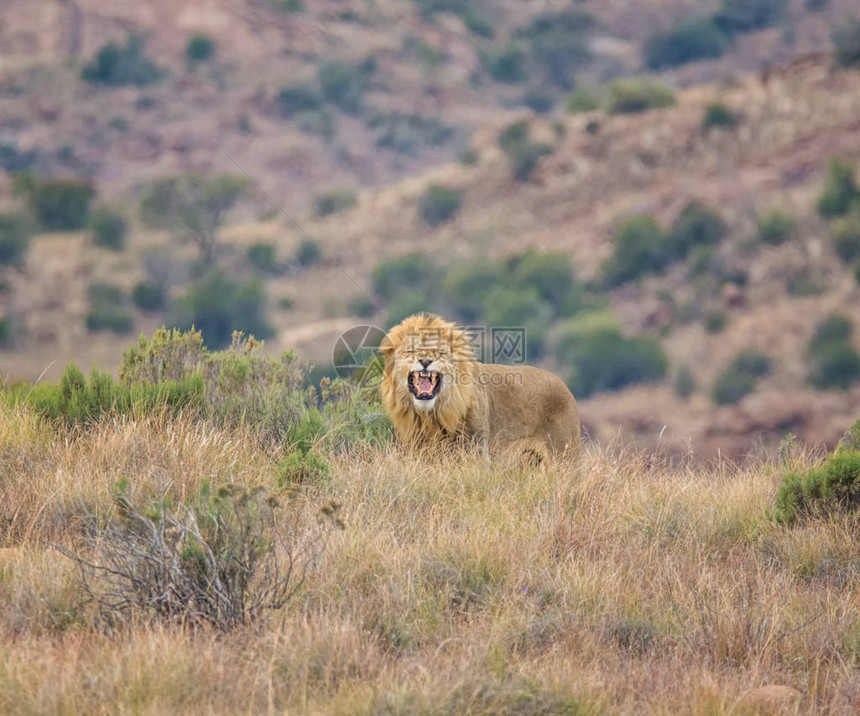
[186, 34, 216, 63]
[318, 60, 375, 114]
[482, 45, 528, 83]
[712, 350, 772, 405]
[817, 160, 858, 218]
[277, 83, 321, 117]
[314, 188, 356, 217]
[603, 215, 667, 286]
[419, 184, 462, 226]
[484, 286, 550, 359]
[667, 201, 728, 258]
[132, 280, 166, 312]
[0, 213, 34, 266]
[516, 10, 595, 89]
[415, 0, 494, 37]
[554, 313, 668, 398]
[370, 113, 455, 155]
[510, 142, 553, 182]
[22, 177, 95, 231]
[812, 313, 853, 344]
[714, 0, 785, 34]
[702, 102, 739, 130]
[808, 342, 860, 389]
[0, 140, 37, 173]
[89, 206, 128, 250]
[756, 209, 796, 245]
[566, 87, 599, 113]
[675, 365, 697, 398]
[384, 290, 433, 328]
[607, 79, 676, 115]
[86, 283, 134, 334]
[246, 242, 282, 275]
[498, 121, 530, 153]
[504, 251, 582, 315]
[82, 35, 163, 86]
[296, 238, 323, 267]
[704, 310, 727, 334]
[645, 17, 728, 69]
[831, 214, 860, 263]
[833, 16, 860, 68]
[442, 262, 502, 323]
[522, 88, 555, 114]
[168, 270, 273, 349]
[140, 174, 246, 264]
[775, 450, 860, 524]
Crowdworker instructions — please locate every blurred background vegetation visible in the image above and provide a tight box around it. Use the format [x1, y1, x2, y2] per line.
[2, 0, 860, 454]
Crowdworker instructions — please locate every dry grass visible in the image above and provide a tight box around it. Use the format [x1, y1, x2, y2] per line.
[2, 403, 860, 713]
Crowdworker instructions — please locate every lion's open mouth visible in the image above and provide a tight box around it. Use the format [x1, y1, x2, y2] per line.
[408, 371, 441, 400]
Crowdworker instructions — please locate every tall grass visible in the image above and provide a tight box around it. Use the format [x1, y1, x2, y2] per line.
[1, 403, 858, 712]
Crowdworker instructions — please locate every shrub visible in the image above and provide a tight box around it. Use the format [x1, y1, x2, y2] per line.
[277, 83, 322, 117]
[484, 286, 550, 359]
[168, 270, 273, 349]
[607, 79, 675, 114]
[833, 16, 860, 68]
[516, 10, 595, 89]
[712, 350, 772, 405]
[140, 174, 246, 264]
[757, 209, 796, 245]
[0, 213, 34, 266]
[296, 238, 323, 267]
[644, 17, 728, 69]
[704, 311, 727, 333]
[498, 121, 531, 153]
[186, 34, 216, 62]
[246, 242, 282, 275]
[831, 214, 860, 263]
[372, 252, 440, 301]
[415, 0, 494, 37]
[775, 451, 860, 524]
[384, 290, 433, 328]
[0, 140, 37, 173]
[554, 312, 668, 398]
[522, 88, 555, 114]
[675, 365, 697, 398]
[294, 109, 336, 141]
[812, 313, 853, 344]
[89, 206, 128, 250]
[370, 113, 455, 155]
[714, 0, 786, 35]
[86, 283, 135, 334]
[566, 87, 599, 113]
[504, 250, 582, 315]
[22, 178, 95, 231]
[419, 184, 462, 226]
[482, 45, 528, 83]
[702, 102, 739, 130]
[348, 294, 377, 318]
[808, 342, 860, 389]
[314, 188, 356, 217]
[816, 160, 858, 218]
[132, 280, 166, 312]
[667, 201, 728, 258]
[510, 142, 553, 182]
[459, 148, 479, 166]
[603, 215, 667, 286]
[82, 35, 163, 86]
[318, 60, 375, 113]
[56, 483, 341, 630]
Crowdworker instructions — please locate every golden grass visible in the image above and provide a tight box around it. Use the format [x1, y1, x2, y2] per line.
[1, 406, 859, 713]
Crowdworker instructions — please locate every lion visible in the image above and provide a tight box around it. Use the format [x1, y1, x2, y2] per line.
[379, 313, 580, 464]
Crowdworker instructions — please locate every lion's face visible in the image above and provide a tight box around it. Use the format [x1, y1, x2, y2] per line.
[380, 314, 477, 434]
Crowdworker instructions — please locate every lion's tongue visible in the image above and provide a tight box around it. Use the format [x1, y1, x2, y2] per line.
[417, 375, 434, 394]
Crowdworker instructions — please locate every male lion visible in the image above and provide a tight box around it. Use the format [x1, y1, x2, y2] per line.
[380, 313, 580, 463]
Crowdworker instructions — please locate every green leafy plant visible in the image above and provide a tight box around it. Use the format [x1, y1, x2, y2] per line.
[602, 215, 666, 286]
[318, 59, 375, 114]
[0, 213, 34, 266]
[19, 177, 95, 231]
[86, 283, 135, 334]
[775, 450, 860, 524]
[607, 79, 676, 115]
[833, 16, 860, 68]
[482, 44, 528, 83]
[140, 174, 246, 264]
[296, 238, 323, 267]
[314, 188, 356, 217]
[132, 280, 166, 312]
[714, 0, 786, 34]
[566, 87, 599, 113]
[245, 242, 282, 276]
[90, 206, 128, 251]
[712, 350, 772, 405]
[515, 10, 594, 89]
[419, 184, 462, 226]
[756, 209, 796, 245]
[702, 102, 739, 131]
[186, 34, 216, 63]
[807, 314, 860, 390]
[817, 160, 858, 218]
[82, 35, 164, 86]
[831, 214, 860, 264]
[645, 17, 728, 69]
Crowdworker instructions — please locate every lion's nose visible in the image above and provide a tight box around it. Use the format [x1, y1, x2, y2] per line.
[419, 358, 432, 369]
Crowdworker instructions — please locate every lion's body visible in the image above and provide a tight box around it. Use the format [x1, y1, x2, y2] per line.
[380, 314, 580, 463]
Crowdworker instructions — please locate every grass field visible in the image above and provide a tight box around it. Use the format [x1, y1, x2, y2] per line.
[1, 402, 859, 714]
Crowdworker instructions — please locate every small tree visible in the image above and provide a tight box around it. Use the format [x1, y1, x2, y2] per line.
[90, 206, 128, 250]
[82, 35, 164, 86]
[833, 16, 860, 68]
[20, 177, 95, 231]
[0, 213, 34, 266]
[817, 160, 858, 218]
[419, 184, 462, 226]
[140, 175, 246, 264]
[186, 35, 216, 63]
